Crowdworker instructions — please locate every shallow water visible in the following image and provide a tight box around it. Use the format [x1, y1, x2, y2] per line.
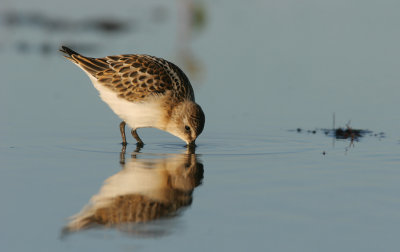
[1, 0, 400, 251]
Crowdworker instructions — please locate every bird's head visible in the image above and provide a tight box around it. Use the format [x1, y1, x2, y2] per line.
[165, 101, 205, 146]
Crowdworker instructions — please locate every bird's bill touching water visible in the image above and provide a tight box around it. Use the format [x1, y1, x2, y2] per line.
[164, 100, 205, 145]
[187, 141, 196, 150]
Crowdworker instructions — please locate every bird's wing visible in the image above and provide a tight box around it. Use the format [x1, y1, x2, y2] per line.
[60, 46, 194, 102]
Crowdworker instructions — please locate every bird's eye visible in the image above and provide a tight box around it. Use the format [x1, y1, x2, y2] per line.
[185, 125, 190, 132]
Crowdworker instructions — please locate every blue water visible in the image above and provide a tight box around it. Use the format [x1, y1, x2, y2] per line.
[1, 0, 400, 251]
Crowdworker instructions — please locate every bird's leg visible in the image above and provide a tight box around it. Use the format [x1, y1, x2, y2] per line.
[131, 129, 144, 147]
[119, 121, 127, 145]
[133, 144, 143, 153]
[120, 144, 126, 166]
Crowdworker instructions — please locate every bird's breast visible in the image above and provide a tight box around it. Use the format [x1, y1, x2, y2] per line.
[90, 76, 164, 129]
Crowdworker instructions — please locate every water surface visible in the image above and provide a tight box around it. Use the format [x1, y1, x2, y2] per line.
[1, 0, 400, 251]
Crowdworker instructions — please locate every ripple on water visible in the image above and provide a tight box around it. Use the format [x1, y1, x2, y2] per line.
[54, 131, 319, 157]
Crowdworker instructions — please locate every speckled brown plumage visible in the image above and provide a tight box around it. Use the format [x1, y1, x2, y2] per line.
[63, 153, 204, 235]
[84, 192, 192, 226]
[60, 46, 205, 145]
[61, 47, 195, 103]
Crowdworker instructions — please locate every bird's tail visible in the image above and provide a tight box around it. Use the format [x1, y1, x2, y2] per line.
[59, 46, 80, 63]
[59, 46, 110, 76]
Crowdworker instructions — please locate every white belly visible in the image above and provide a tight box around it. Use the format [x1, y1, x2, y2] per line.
[89, 76, 162, 129]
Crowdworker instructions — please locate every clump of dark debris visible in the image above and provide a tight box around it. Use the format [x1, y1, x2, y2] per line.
[292, 116, 385, 155]
[293, 125, 384, 141]
[333, 127, 369, 140]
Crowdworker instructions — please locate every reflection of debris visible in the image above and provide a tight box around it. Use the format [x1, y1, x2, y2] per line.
[293, 127, 381, 140]
[177, 49, 204, 81]
[1, 10, 133, 55]
[293, 115, 384, 142]
[292, 115, 387, 154]
[40, 42, 52, 55]
[176, 0, 207, 82]
[335, 127, 363, 140]
[15, 41, 30, 53]
[191, 1, 207, 32]
[15, 41, 99, 55]
[295, 128, 316, 134]
[83, 19, 130, 33]
[2, 11, 132, 34]
[293, 124, 384, 154]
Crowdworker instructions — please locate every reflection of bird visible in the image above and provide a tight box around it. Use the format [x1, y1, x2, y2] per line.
[63, 152, 203, 235]
[60, 46, 205, 146]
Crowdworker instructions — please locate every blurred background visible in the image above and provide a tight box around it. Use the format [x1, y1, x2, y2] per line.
[2, 0, 400, 139]
[1, 0, 400, 251]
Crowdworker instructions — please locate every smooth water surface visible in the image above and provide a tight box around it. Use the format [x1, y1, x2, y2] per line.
[1, 0, 400, 251]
